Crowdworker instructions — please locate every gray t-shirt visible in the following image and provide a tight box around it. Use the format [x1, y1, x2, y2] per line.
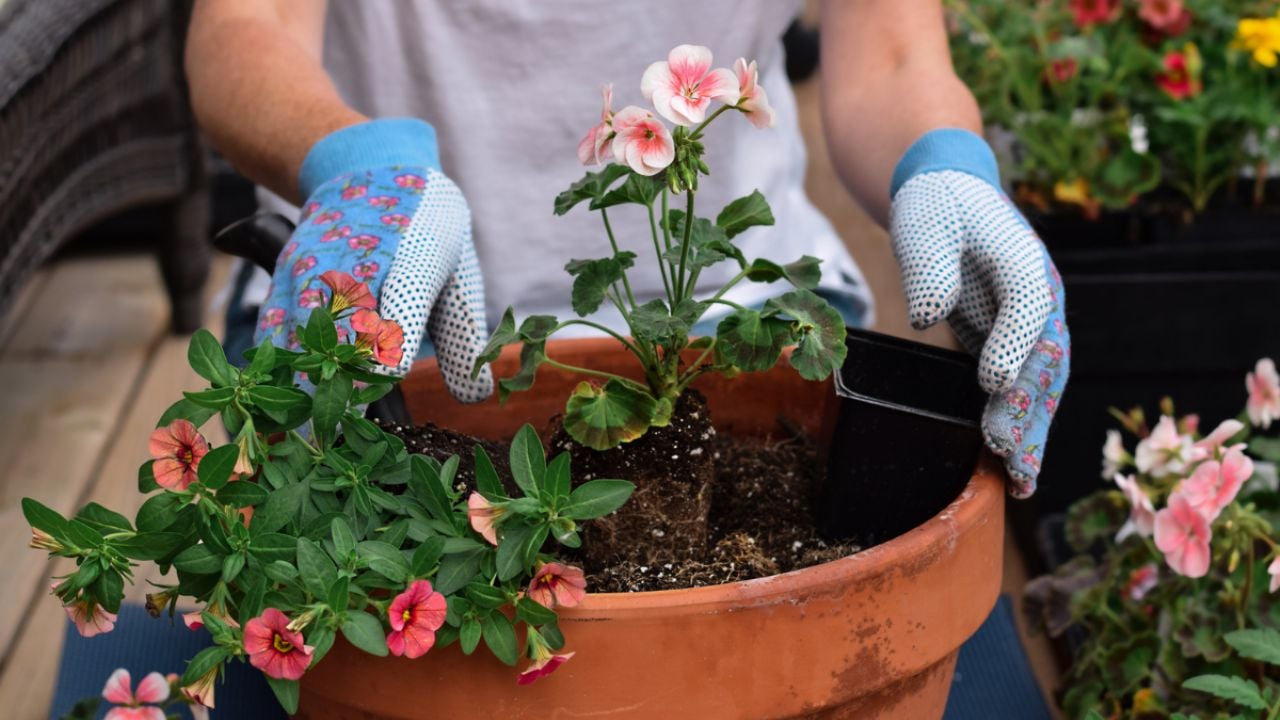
[253, 0, 873, 332]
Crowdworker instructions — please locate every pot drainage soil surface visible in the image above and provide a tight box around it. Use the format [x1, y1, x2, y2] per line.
[385, 417, 860, 592]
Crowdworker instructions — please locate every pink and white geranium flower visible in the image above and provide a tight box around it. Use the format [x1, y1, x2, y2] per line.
[1154, 491, 1212, 578]
[1270, 556, 1280, 593]
[1248, 358, 1280, 429]
[1180, 447, 1253, 521]
[1101, 429, 1127, 479]
[577, 84, 616, 166]
[1191, 418, 1245, 462]
[611, 106, 675, 176]
[1134, 415, 1193, 478]
[102, 668, 168, 720]
[1125, 564, 1158, 602]
[641, 45, 739, 126]
[1114, 474, 1155, 541]
[733, 58, 776, 129]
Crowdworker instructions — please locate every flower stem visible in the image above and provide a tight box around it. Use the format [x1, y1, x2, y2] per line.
[288, 429, 323, 459]
[555, 319, 643, 357]
[647, 203, 673, 298]
[600, 209, 637, 309]
[710, 270, 749, 302]
[542, 357, 632, 385]
[690, 105, 732, 140]
[676, 190, 696, 301]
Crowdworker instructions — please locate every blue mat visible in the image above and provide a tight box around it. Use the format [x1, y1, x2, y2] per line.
[52, 595, 1049, 719]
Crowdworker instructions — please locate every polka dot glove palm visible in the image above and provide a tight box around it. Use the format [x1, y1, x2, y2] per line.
[888, 129, 1070, 497]
[253, 119, 493, 403]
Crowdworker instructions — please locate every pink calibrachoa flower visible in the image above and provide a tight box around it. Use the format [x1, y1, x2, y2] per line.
[1125, 564, 1159, 602]
[1139, 0, 1187, 33]
[318, 270, 376, 314]
[65, 597, 117, 637]
[1114, 474, 1155, 541]
[381, 213, 411, 229]
[341, 184, 368, 201]
[1154, 491, 1212, 578]
[518, 646, 574, 686]
[1270, 556, 1280, 593]
[610, 106, 675, 176]
[102, 668, 168, 720]
[351, 309, 405, 367]
[320, 225, 351, 243]
[386, 580, 447, 659]
[292, 255, 318, 277]
[181, 667, 217, 716]
[528, 562, 587, 609]
[353, 261, 380, 281]
[1069, 0, 1120, 28]
[467, 492, 503, 545]
[577, 84, 616, 166]
[1248, 358, 1280, 429]
[368, 195, 399, 210]
[641, 44, 739, 126]
[29, 528, 64, 553]
[244, 608, 314, 680]
[1157, 45, 1203, 100]
[298, 288, 326, 309]
[394, 173, 426, 189]
[149, 419, 209, 491]
[1181, 447, 1253, 521]
[733, 58, 775, 129]
[1135, 415, 1193, 478]
[348, 234, 381, 252]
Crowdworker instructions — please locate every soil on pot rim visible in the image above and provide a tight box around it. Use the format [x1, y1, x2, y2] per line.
[384, 414, 860, 592]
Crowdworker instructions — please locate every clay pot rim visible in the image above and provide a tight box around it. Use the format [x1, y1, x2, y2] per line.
[561, 454, 1004, 618]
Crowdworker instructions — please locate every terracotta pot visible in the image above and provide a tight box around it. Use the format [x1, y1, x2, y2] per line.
[297, 339, 1005, 720]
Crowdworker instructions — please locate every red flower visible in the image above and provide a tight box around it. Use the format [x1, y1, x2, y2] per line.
[386, 580, 447, 659]
[1069, 0, 1119, 28]
[244, 608, 314, 680]
[351, 309, 405, 367]
[517, 649, 574, 686]
[1139, 0, 1191, 35]
[1157, 46, 1202, 100]
[1045, 58, 1078, 84]
[149, 419, 209, 491]
[527, 562, 587, 610]
[318, 271, 376, 314]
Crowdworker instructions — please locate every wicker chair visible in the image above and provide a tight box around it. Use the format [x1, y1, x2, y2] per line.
[0, 0, 210, 333]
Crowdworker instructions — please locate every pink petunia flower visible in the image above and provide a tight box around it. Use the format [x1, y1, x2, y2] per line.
[103, 668, 168, 720]
[1154, 491, 1212, 578]
[1248, 358, 1280, 429]
[181, 666, 217, 715]
[347, 234, 381, 252]
[244, 608, 314, 680]
[1125, 564, 1159, 602]
[381, 214, 411, 229]
[320, 225, 351, 243]
[292, 255, 318, 277]
[351, 309, 405, 367]
[341, 184, 368, 201]
[1134, 415, 1193, 478]
[394, 174, 425, 190]
[1181, 448, 1253, 521]
[610, 106, 675, 176]
[517, 649, 574, 686]
[386, 580, 447, 659]
[318, 271, 376, 314]
[641, 45, 739, 126]
[298, 288, 327, 309]
[528, 562, 587, 610]
[352, 261, 380, 280]
[467, 492, 503, 545]
[1069, 0, 1120, 28]
[368, 195, 399, 210]
[259, 307, 285, 331]
[149, 419, 209, 491]
[65, 598, 117, 638]
[1270, 556, 1280, 593]
[1114, 474, 1155, 541]
[733, 58, 775, 128]
[577, 84, 616, 166]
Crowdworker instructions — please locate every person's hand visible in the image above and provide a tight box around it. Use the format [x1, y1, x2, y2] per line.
[253, 119, 493, 402]
[888, 129, 1070, 497]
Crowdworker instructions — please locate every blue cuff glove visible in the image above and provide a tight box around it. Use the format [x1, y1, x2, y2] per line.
[889, 129, 1070, 498]
[254, 118, 493, 402]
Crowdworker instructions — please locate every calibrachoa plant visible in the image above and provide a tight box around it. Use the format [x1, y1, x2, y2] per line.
[1026, 357, 1280, 718]
[472, 44, 847, 450]
[947, 0, 1280, 216]
[25, 273, 635, 715]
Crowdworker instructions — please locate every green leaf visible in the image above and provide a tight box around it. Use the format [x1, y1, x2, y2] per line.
[630, 299, 692, 345]
[743, 256, 822, 290]
[474, 446, 506, 499]
[764, 289, 848, 381]
[76, 503, 132, 534]
[64, 520, 104, 549]
[1224, 628, 1280, 666]
[249, 532, 296, 563]
[247, 386, 310, 414]
[716, 309, 791, 372]
[716, 190, 775, 238]
[304, 308, 338, 353]
[266, 677, 299, 715]
[497, 343, 546, 403]
[553, 164, 630, 215]
[22, 498, 69, 540]
[183, 387, 236, 410]
[251, 481, 308, 534]
[663, 213, 742, 272]
[435, 549, 484, 595]
[496, 524, 535, 581]
[180, 645, 231, 686]
[188, 330, 232, 386]
[473, 308, 518, 379]
[563, 380, 658, 451]
[357, 541, 410, 582]
[1093, 147, 1161, 209]
[137, 460, 159, 493]
[518, 315, 559, 344]
[341, 611, 389, 657]
[1064, 492, 1126, 553]
[508, 425, 546, 496]
[197, 445, 240, 490]
[113, 532, 185, 561]
[312, 372, 353, 446]
[1183, 675, 1267, 710]
[173, 545, 223, 575]
[459, 615, 483, 655]
[297, 538, 337, 600]
[516, 597, 558, 626]
[331, 517, 357, 560]
[222, 551, 246, 583]
[562, 479, 635, 520]
[217, 482, 269, 508]
[409, 455, 454, 522]
[481, 612, 519, 666]
[156, 399, 217, 429]
[246, 338, 276, 377]
[466, 582, 508, 609]
[545, 452, 571, 502]
[565, 252, 637, 317]
[593, 172, 662, 210]
[135, 493, 183, 533]
[412, 537, 445, 576]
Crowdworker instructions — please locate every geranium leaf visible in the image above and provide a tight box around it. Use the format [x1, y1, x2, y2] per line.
[1183, 675, 1267, 710]
[592, 172, 662, 210]
[764, 289, 848, 381]
[497, 343, 546, 403]
[518, 315, 559, 344]
[716, 190, 775, 238]
[744, 256, 822, 290]
[1225, 628, 1280, 666]
[565, 252, 636, 317]
[663, 213, 742, 271]
[1064, 492, 1126, 553]
[563, 379, 658, 450]
[473, 308, 517, 378]
[715, 309, 791, 372]
[553, 164, 630, 216]
[631, 299, 691, 345]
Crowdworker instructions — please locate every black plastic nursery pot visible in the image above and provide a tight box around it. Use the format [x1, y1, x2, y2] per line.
[817, 328, 988, 546]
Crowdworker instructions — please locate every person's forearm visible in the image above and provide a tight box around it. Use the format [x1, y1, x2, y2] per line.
[185, 0, 365, 204]
[819, 0, 982, 226]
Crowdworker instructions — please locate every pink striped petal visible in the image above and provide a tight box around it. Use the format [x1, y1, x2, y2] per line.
[102, 668, 133, 704]
[134, 672, 170, 703]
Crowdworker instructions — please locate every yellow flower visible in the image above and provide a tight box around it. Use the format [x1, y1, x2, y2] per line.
[1234, 12, 1280, 68]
